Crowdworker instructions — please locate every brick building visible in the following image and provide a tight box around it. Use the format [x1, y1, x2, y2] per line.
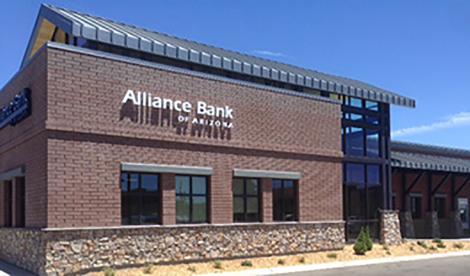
[1, 4, 466, 275]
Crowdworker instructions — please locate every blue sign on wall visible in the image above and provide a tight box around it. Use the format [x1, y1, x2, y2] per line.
[0, 88, 31, 129]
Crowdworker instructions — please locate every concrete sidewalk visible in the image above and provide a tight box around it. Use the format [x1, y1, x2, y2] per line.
[202, 250, 470, 276]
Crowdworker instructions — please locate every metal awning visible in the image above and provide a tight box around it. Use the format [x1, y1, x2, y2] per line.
[21, 4, 416, 108]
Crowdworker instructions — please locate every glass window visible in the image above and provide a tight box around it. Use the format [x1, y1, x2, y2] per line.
[176, 175, 208, 224]
[411, 195, 423, 219]
[272, 179, 298, 221]
[367, 165, 380, 185]
[365, 100, 379, 111]
[344, 113, 363, 122]
[346, 163, 365, 183]
[366, 116, 380, 125]
[121, 172, 160, 225]
[233, 178, 260, 222]
[434, 196, 446, 219]
[345, 127, 364, 156]
[350, 97, 363, 108]
[366, 130, 380, 157]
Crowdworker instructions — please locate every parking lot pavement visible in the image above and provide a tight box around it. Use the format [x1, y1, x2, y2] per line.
[277, 255, 470, 276]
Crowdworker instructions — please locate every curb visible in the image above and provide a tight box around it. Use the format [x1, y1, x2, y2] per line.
[201, 250, 470, 276]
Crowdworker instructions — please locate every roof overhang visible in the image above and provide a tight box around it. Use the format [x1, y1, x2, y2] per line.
[21, 4, 416, 108]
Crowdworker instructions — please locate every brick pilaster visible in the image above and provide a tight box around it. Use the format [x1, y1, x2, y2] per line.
[161, 173, 176, 225]
[261, 178, 273, 223]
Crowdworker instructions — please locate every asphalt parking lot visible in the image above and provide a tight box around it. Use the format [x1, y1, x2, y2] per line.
[277, 255, 470, 276]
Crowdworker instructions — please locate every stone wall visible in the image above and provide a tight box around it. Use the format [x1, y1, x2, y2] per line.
[0, 228, 44, 274]
[380, 210, 402, 245]
[40, 222, 344, 275]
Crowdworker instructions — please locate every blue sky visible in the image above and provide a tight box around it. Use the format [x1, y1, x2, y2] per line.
[1, 0, 469, 149]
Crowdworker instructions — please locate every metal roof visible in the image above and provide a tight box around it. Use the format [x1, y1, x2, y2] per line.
[391, 141, 470, 173]
[23, 4, 416, 107]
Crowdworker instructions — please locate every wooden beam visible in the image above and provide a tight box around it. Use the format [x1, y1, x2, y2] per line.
[405, 171, 425, 195]
[431, 173, 451, 195]
[454, 176, 470, 196]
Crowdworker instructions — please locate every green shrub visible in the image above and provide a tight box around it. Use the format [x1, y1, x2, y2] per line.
[382, 244, 389, 251]
[432, 239, 442, 244]
[437, 242, 446, 249]
[326, 253, 337, 259]
[298, 257, 306, 263]
[241, 260, 253, 267]
[277, 259, 285, 265]
[143, 264, 153, 274]
[409, 246, 415, 252]
[364, 227, 373, 251]
[103, 267, 115, 276]
[454, 243, 464, 249]
[386, 250, 392, 255]
[188, 266, 197, 273]
[214, 260, 223, 269]
[429, 245, 437, 251]
[417, 241, 428, 249]
[353, 227, 371, 255]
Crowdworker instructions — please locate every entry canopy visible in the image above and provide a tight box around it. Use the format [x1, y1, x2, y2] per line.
[391, 141, 470, 173]
[23, 4, 416, 108]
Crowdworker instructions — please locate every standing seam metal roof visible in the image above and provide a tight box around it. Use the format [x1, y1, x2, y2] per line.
[391, 141, 470, 173]
[23, 4, 415, 107]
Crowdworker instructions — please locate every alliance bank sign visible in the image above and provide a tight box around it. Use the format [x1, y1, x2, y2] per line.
[121, 90, 234, 139]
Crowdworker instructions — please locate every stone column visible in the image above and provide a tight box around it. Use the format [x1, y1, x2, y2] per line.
[450, 211, 463, 238]
[161, 173, 176, 225]
[380, 210, 402, 245]
[424, 211, 440, 238]
[399, 211, 415, 238]
[261, 178, 273, 223]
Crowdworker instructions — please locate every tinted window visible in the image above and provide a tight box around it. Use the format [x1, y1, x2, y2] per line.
[233, 178, 260, 222]
[176, 175, 208, 224]
[272, 179, 297, 221]
[121, 172, 160, 225]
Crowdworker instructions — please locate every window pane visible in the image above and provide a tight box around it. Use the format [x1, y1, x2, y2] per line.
[233, 178, 244, 195]
[367, 165, 380, 185]
[348, 113, 363, 121]
[366, 131, 380, 157]
[192, 176, 207, 194]
[127, 195, 140, 225]
[367, 185, 382, 219]
[176, 196, 190, 223]
[366, 100, 379, 111]
[142, 196, 159, 224]
[246, 197, 259, 214]
[366, 116, 380, 125]
[346, 163, 365, 183]
[176, 176, 190, 194]
[273, 180, 297, 221]
[141, 174, 158, 192]
[411, 196, 422, 219]
[345, 127, 364, 156]
[346, 184, 366, 220]
[192, 196, 207, 222]
[350, 97, 363, 108]
[246, 179, 258, 195]
[233, 197, 244, 214]
[121, 173, 128, 192]
[130, 174, 139, 191]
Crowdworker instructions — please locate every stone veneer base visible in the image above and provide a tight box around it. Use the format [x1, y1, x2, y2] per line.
[0, 221, 345, 275]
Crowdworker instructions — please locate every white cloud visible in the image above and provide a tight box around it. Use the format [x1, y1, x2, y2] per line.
[392, 112, 470, 138]
[252, 50, 286, 58]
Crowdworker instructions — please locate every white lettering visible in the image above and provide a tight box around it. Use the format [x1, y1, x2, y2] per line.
[122, 89, 139, 105]
[182, 102, 192, 113]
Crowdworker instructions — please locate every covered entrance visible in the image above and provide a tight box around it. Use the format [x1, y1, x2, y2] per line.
[391, 141, 470, 238]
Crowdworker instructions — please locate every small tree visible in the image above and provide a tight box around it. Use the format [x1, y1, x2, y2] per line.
[353, 227, 368, 255]
[364, 227, 373, 251]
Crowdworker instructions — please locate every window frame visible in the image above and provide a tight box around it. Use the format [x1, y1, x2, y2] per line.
[175, 175, 210, 224]
[232, 177, 261, 223]
[272, 179, 298, 222]
[410, 193, 423, 219]
[121, 172, 162, 225]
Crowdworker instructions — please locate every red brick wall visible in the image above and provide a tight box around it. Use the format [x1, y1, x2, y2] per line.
[0, 50, 48, 228]
[0, 45, 344, 228]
